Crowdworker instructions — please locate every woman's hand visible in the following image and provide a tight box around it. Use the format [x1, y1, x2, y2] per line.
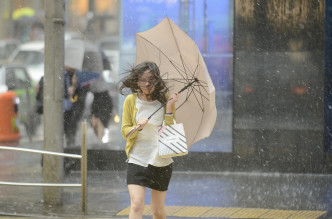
[68, 72, 77, 96]
[166, 92, 179, 113]
[68, 86, 76, 96]
[71, 72, 78, 86]
[137, 118, 149, 130]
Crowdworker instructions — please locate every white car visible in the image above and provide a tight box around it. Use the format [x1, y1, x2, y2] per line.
[0, 39, 21, 62]
[9, 41, 44, 85]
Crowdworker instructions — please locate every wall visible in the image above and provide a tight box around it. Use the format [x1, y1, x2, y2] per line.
[233, 0, 328, 172]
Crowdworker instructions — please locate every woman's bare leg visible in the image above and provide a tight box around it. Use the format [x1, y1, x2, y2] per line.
[128, 184, 145, 219]
[150, 189, 167, 219]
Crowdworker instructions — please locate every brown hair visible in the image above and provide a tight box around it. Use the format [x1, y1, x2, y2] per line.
[119, 61, 168, 104]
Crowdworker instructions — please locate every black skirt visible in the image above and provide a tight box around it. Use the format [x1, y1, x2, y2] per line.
[91, 91, 113, 127]
[127, 163, 172, 191]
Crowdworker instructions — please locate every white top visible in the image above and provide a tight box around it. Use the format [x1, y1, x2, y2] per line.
[128, 97, 173, 167]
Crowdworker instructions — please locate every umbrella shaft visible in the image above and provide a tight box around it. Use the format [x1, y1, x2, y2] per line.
[148, 103, 167, 119]
[148, 81, 194, 119]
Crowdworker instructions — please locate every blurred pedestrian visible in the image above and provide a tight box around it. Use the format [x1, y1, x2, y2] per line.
[89, 73, 113, 143]
[30, 22, 44, 41]
[64, 66, 87, 147]
[90, 90, 113, 143]
[119, 61, 178, 219]
[35, 66, 87, 147]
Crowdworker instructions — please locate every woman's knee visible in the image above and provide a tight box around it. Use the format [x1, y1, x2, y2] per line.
[151, 206, 166, 219]
[130, 198, 145, 213]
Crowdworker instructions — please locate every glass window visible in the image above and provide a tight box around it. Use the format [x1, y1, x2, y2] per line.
[5, 67, 30, 90]
[120, 0, 234, 152]
[5, 69, 16, 90]
[13, 68, 30, 89]
[12, 51, 44, 66]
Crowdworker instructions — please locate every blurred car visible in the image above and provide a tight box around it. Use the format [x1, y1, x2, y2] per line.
[0, 39, 20, 62]
[9, 41, 44, 85]
[0, 63, 40, 138]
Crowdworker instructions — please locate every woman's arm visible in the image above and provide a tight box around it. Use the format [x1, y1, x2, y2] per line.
[165, 93, 178, 125]
[121, 96, 140, 140]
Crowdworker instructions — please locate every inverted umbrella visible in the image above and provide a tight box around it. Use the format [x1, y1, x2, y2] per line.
[65, 39, 103, 74]
[12, 7, 35, 20]
[135, 17, 217, 148]
[75, 70, 101, 87]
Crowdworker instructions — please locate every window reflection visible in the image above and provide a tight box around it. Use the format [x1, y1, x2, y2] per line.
[120, 0, 234, 152]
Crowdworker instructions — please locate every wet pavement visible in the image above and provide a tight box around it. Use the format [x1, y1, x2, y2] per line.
[0, 125, 331, 218]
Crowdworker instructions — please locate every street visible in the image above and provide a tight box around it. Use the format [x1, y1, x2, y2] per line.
[0, 123, 331, 218]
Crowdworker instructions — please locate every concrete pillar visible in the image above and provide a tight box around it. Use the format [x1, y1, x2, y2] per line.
[43, 0, 65, 205]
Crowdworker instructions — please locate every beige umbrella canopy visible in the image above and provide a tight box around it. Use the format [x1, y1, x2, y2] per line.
[136, 17, 217, 148]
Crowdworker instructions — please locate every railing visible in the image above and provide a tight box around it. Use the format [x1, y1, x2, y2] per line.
[0, 121, 88, 213]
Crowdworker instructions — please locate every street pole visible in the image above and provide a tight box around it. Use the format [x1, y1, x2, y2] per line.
[0, 0, 12, 39]
[43, 0, 65, 205]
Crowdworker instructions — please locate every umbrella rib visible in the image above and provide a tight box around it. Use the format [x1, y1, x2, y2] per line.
[191, 87, 205, 111]
[175, 87, 195, 111]
[137, 35, 190, 82]
[137, 34, 207, 96]
[137, 23, 210, 111]
[164, 75, 210, 102]
[180, 86, 205, 112]
[166, 18, 188, 78]
[192, 87, 209, 101]
[169, 60, 189, 81]
[192, 83, 209, 101]
[193, 56, 200, 78]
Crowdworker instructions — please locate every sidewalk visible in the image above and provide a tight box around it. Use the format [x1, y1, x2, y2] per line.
[0, 129, 331, 218]
[0, 140, 331, 218]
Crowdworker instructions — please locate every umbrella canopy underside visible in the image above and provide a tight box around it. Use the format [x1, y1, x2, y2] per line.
[136, 17, 217, 148]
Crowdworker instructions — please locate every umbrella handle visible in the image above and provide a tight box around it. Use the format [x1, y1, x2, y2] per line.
[147, 80, 196, 120]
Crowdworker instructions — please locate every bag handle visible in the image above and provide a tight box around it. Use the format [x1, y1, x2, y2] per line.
[158, 119, 177, 135]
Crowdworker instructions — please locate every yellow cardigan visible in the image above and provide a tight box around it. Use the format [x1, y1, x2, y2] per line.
[121, 93, 176, 157]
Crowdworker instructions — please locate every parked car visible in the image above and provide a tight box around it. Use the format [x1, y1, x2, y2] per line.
[0, 39, 20, 62]
[9, 41, 44, 85]
[0, 63, 40, 138]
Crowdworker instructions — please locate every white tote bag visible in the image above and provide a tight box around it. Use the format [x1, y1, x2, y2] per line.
[158, 120, 188, 158]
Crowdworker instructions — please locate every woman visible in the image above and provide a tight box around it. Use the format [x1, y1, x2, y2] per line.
[120, 61, 178, 219]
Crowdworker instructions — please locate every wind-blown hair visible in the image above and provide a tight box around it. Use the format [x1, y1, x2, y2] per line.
[119, 61, 169, 104]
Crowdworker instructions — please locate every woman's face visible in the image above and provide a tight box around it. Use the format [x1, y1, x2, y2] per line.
[138, 70, 157, 95]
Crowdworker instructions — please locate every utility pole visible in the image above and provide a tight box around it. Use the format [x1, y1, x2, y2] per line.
[43, 0, 65, 205]
[0, 0, 12, 39]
